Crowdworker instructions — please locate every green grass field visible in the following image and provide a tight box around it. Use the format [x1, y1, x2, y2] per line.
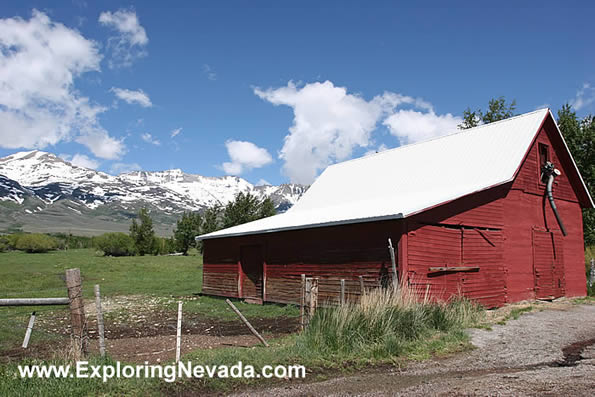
[0, 248, 202, 299]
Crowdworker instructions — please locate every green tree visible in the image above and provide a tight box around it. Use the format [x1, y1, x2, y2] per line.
[202, 204, 222, 235]
[557, 105, 595, 245]
[129, 207, 156, 256]
[174, 212, 202, 255]
[259, 197, 277, 219]
[223, 192, 277, 228]
[458, 97, 517, 129]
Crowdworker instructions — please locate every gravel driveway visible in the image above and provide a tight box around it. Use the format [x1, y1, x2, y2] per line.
[235, 302, 595, 396]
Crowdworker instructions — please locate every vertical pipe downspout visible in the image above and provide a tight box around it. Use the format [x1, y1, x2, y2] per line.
[545, 170, 567, 236]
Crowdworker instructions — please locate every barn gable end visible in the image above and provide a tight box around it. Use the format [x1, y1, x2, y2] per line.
[504, 114, 587, 301]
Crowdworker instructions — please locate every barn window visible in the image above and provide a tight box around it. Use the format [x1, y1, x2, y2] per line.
[538, 143, 549, 183]
[539, 143, 549, 168]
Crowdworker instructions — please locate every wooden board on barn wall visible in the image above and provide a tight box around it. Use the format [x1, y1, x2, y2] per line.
[407, 224, 506, 307]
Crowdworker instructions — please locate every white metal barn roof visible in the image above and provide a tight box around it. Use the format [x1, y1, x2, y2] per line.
[198, 108, 591, 240]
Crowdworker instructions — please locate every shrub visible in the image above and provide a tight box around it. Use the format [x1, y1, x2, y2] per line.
[14, 233, 59, 253]
[5, 233, 23, 250]
[0, 236, 9, 252]
[50, 233, 94, 249]
[94, 233, 136, 256]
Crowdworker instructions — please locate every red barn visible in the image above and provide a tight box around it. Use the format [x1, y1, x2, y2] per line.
[198, 109, 593, 307]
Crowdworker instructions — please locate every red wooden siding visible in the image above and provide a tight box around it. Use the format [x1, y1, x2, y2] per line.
[203, 220, 401, 305]
[407, 224, 463, 301]
[240, 245, 264, 302]
[513, 127, 579, 203]
[406, 223, 506, 307]
[202, 262, 239, 298]
[461, 229, 506, 307]
[413, 185, 507, 229]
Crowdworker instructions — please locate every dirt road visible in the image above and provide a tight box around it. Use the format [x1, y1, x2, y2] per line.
[237, 303, 595, 396]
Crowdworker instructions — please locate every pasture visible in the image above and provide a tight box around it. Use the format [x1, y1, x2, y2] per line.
[0, 249, 298, 358]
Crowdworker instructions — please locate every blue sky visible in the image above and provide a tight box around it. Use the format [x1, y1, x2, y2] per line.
[0, 0, 593, 185]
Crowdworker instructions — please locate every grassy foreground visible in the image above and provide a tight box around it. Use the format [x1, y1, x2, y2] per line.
[0, 249, 482, 395]
[165, 287, 482, 394]
[4, 290, 482, 395]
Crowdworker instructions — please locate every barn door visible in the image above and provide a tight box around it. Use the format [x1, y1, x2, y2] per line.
[532, 229, 565, 299]
[240, 245, 264, 304]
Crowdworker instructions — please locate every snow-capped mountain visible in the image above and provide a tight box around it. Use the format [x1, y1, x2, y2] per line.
[0, 174, 32, 204]
[0, 150, 307, 235]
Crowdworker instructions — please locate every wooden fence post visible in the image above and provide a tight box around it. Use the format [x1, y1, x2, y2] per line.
[304, 277, 312, 327]
[340, 279, 345, 305]
[94, 285, 106, 357]
[309, 278, 319, 321]
[22, 312, 36, 349]
[589, 258, 595, 288]
[300, 274, 306, 331]
[225, 299, 269, 347]
[388, 238, 398, 291]
[176, 301, 183, 363]
[65, 268, 87, 355]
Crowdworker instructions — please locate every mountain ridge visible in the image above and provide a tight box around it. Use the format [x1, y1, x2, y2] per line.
[0, 150, 307, 235]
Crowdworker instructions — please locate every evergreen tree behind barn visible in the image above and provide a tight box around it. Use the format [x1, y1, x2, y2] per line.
[197, 109, 593, 307]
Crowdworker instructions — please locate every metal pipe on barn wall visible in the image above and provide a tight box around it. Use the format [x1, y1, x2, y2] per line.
[543, 162, 567, 236]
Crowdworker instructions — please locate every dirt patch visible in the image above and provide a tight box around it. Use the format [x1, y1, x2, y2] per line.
[38, 309, 298, 340]
[2, 295, 298, 364]
[38, 296, 299, 340]
[87, 334, 281, 364]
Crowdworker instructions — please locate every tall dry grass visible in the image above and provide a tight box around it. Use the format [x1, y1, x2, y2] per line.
[296, 285, 483, 359]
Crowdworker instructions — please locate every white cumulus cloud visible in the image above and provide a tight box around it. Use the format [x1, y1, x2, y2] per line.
[60, 153, 100, 169]
[141, 133, 160, 146]
[383, 110, 462, 144]
[0, 10, 125, 160]
[222, 140, 273, 175]
[98, 9, 148, 68]
[255, 81, 462, 184]
[111, 87, 152, 107]
[170, 127, 182, 138]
